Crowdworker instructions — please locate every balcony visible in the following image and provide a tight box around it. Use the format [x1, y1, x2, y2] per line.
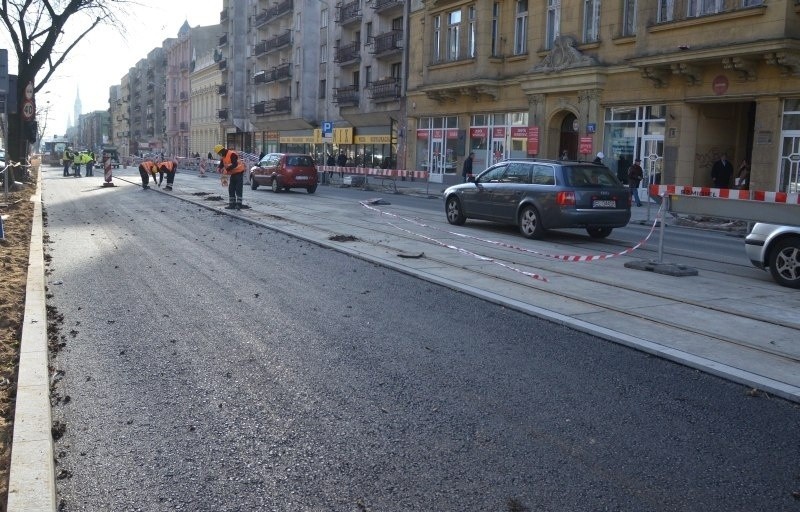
[334, 42, 361, 65]
[255, 31, 292, 57]
[253, 97, 292, 115]
[179, 122, 188, 130]
[367, 77, 399, 101]
[372, 0, 404, 13]
[254, 63, 293, 85]
[218, 108, 229, 120]
[218, 84, 227, 95]
[333, 85, 359, 106]
[368, 30, 403, 58]
[219, 34, 227, 46]
[336, 0, 362, 25]
[254, 0, 293, 28]
[179, 91, 189, 101]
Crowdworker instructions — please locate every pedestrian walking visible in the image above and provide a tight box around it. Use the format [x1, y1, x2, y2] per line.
[627, 158, 644, 207]
[214, 144, 247, 209]
[138, 160, 158, 189]
[462, 152, 474, 182]
[157, 160, 178, 191]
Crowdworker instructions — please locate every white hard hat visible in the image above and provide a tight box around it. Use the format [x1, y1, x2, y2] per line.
[597, 152, 605, 159]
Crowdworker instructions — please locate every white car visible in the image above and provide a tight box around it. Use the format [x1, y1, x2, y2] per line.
[744, 223, 800, 288]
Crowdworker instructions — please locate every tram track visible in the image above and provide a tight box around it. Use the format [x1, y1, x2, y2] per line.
[122, 175, 800, 385]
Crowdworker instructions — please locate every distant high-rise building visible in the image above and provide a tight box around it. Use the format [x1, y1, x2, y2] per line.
[73, 86, 82, 128]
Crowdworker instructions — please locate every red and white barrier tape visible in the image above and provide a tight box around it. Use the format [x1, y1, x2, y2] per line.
[320, 165, 429, 180]
[360, 200, 667, 281]
[649, 184, 800, 204]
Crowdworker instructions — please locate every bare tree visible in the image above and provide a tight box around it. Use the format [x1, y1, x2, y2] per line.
[0, 0, 122, 173]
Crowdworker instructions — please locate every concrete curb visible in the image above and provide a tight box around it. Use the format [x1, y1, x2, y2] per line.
[7, 171, 56, 511]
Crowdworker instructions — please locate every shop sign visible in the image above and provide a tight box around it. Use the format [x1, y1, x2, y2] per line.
[354, 135, 391, 144]
[579, 136, 593, 155]
[712, 75, 729, 96]
[280, 135, 314, 143]
[432, 129, 443, 139]
[446, 129, 459, 139]
[416, 129, 429, 139]
[527, 126, 539, 155]
[492, 127, 506, 138]
[333, 127, 353, 144]
[510, 127, 527, 138]
[470, 127, 488, 138]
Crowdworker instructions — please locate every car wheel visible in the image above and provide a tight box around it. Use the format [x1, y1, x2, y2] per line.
[250, 175, 259, 190]
[271, 177, 280, 193]
[307, 184, 317, 194]
[587, 227, 613, 238]
[519, 206, 545, 239]
[768, 236, 800, 288]
[445, 196, 466, 225]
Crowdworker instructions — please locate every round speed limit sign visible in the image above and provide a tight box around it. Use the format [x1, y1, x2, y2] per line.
[22, 100, 35, 120]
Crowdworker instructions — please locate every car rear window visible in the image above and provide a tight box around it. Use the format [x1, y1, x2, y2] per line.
[563, 165, 620, 187]
[287, 156, 313, 166]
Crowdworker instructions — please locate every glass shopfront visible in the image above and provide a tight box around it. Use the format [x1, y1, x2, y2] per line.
[416, 116, 460, 174]
[469, 112, 529, 174]
[603, 105, 665, 186]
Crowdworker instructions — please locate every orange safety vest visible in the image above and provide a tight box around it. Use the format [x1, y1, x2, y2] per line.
[221, 151, 245, 175]
[139, 160, 157, 176]
[159, 161, 177, 173]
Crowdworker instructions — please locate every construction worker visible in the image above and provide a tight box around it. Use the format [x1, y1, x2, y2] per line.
[157, 159, 178, 191]
[85, 150, 96, 177]
[214, 144, 246, 209]
[138, 160, 158, 189]
[62, 147, 74, 177]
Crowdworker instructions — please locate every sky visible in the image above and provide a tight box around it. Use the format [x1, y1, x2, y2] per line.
[4, 0, 224, 138]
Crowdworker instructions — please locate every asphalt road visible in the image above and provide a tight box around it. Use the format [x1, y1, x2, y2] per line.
[44, 173, 800, 511]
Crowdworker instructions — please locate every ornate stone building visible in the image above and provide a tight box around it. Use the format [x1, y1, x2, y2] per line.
[406, 0, 800, 191]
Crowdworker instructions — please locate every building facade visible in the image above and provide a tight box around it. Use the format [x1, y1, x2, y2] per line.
[126, 47, 169, 156]
[406, 0, 800, 192]
[190, 48, 225, 156]
[164, 22, 221, 158]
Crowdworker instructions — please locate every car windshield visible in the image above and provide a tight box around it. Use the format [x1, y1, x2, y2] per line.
[563, 165, 621, 188]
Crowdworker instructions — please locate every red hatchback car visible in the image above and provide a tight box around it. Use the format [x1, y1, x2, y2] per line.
[250, 153, 319, 194]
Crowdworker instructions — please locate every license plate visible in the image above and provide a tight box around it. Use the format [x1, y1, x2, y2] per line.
[593, 200, 616, 208]
[295, 175, 308, 180]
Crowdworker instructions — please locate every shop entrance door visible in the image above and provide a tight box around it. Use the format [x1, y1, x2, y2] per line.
[640, 136, 664, 189]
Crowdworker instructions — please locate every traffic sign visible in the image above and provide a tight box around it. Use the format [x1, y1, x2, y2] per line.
[22, 99, 34, 120]
[24, 81, 33, 100]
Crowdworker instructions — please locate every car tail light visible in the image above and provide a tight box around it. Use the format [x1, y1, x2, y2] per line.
[557, 191, 576, 206]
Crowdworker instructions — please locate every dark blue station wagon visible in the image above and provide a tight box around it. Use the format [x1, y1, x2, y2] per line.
[443, 159, 632, 239]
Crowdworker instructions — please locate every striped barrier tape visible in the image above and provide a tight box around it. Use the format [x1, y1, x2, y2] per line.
[320, 165, 429, 180]
[359, 200, 667, 281]
[649, 184, 800, 204]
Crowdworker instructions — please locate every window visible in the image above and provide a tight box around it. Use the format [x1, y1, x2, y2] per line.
[583, 0, 600, 42]
[514, 0, 528, 55]
[391, 62, 401, 78]
[546, 0, 560, 49]
[687, 0, 722, 16]
[622, 0, 636, 35]
[468, 6, 476, 58]
[447, 9, 461, 61]
[352, 70, 360, 87]
[365, 65, 372, 88]
[491, 3, 500, 57]
[319, 79, 326, 99]
[657, 0, 674, 21]
[321, 43, 327, 63]
[433, 15, 442, 62]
